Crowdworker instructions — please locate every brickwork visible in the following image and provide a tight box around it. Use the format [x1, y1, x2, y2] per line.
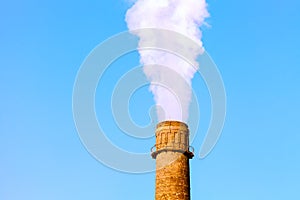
[152, 121, 193, 200]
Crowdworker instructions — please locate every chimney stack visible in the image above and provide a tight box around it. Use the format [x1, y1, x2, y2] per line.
[151, 121, 194, 200]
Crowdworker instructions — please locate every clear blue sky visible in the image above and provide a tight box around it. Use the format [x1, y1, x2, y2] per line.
[1, 0, 300, 199]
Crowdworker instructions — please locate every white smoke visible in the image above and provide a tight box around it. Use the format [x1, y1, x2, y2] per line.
[126, 0, 209, 122]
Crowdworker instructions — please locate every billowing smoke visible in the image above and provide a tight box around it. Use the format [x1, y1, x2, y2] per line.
[126, 0, 209, 122]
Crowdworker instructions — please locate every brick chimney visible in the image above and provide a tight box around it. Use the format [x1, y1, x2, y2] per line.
[151, 121, 194, 200]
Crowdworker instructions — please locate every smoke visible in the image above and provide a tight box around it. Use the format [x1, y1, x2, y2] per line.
[126, 0, 209, 122]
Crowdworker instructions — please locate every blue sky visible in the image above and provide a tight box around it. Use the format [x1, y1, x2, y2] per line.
[1, 0, 300, 199]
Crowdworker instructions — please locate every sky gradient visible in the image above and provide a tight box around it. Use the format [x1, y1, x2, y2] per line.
[1, 0, 300, 199]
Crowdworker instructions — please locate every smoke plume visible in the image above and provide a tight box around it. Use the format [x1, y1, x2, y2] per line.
[126, 0, 209, 122]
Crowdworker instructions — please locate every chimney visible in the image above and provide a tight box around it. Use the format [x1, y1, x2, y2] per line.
[151, 121, 194, 200]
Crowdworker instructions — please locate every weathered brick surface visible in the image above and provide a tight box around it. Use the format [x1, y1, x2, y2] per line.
[154, 121, 192, 200]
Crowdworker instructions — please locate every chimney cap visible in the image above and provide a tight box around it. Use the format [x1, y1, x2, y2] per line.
[156, 121, 188, 128]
